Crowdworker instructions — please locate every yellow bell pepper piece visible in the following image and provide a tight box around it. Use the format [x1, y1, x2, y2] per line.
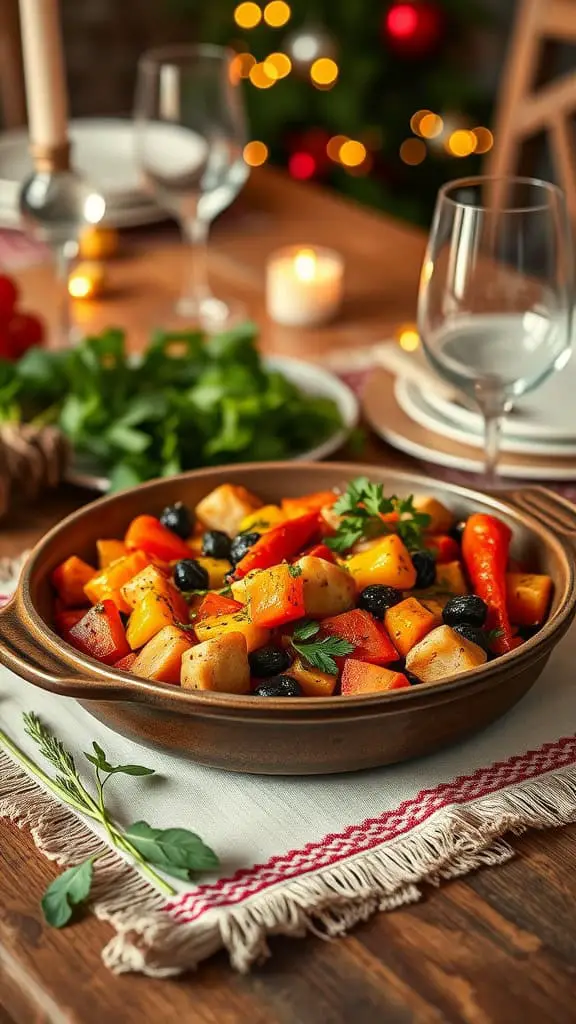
[239, 504, 286, 533]
[346, 534, 416, 591]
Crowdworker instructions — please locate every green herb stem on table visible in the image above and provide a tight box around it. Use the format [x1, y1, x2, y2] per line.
[0, 713, 219, 926]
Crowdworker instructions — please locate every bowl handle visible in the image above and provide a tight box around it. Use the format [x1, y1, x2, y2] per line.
[508, 487, 576, 541]
[0, 599, 137, 701]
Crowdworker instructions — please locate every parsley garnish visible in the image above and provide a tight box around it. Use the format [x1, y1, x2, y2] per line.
[326, 477, 431, 554]
[290, 619, 354, 674]
[288, 564, 303, 577]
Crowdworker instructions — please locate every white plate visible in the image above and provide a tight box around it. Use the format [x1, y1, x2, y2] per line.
[395, 377, 576, 457]
[0, 119, 168, 229]
[363, 367, 576, 480]
[423, 353, 576, 442]
[66, 355, 360, 493]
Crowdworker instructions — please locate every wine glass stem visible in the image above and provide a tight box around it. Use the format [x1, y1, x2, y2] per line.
[54, 243, 73, 347]
[482, 411, 504, 486]
[180, 216, 210, 312]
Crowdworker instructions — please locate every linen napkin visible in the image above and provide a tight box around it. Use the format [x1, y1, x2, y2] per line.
[1, 559, 576, 978]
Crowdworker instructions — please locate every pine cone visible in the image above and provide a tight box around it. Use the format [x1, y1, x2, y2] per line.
[0, 423, 71, 517]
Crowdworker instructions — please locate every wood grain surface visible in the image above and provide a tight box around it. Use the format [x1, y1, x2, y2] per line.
[1, 167, 576, 1023]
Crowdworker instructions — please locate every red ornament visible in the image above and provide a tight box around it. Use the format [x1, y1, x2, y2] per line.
[287, 128, 331, 181]
[0, 273, 19, 321]
[383, 2, 445, 57]
[7, 312, 45, 358]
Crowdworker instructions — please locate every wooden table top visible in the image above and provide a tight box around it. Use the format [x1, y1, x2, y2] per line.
[1, 167, 576, 1024]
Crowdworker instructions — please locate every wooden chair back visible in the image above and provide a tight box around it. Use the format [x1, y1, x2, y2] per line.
[486, 0, 576, 221]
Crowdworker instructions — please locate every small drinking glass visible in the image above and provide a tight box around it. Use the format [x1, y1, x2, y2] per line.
[417, 176, 573, 483]
[134, 44, 249, 330]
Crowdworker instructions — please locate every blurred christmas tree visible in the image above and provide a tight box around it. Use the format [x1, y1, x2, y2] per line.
[177, 0, 494, 226]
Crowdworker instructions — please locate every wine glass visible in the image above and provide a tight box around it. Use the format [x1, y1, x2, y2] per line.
[134, 44, 249, 330]
[417, 176, 573, 483]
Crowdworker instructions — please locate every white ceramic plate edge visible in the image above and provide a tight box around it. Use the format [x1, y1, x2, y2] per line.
[395, 377, 576, 457]
[65, 355, 359, 493]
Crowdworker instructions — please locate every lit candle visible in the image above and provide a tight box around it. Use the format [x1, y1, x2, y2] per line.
[19, 0, 69, 153]
[266, 246, 344, 327]
[68, 261, 107, 299]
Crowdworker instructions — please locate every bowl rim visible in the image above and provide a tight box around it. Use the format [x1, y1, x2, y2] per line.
[15, 460, 576, 712]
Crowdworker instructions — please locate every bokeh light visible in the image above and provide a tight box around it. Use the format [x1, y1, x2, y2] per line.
[397, 325, 420, 351]
[234, 2, 261, 29]
[386, 3, 418, 39]
[326, 134, 349, 161]
[230, 52, 256, 81]
[339, 140, 367, 167]
[310, 57, 339, 88]
[410, 109, 433, 135]
[243, 141, 269, 167]
[399, 138, 426, 165]
[264, 0, 291, 27]
[249, 62, 277, 88]
[265, 52, 292, 78]
[289, 151, 316, 180]
[419, 113, 443, 139]
[472, 127, 494, 154]
[294, 249, 317, 281]
[446, 129, 477, 157]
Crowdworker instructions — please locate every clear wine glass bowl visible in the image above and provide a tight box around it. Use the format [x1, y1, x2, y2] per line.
[417, 176, 573, 482]
[134, 44, 249, 330]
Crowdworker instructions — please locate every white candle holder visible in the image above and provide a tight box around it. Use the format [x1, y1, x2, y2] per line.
[266, 245, 344, 327]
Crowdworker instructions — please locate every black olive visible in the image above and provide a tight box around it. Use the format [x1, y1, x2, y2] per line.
[159, 501, 193, 539]
[450, 520, 466, 542]
[443, 595, 487, 628]
[411, 550, 436, 589]
[230, 531, 261, 565]
[249, 646, 293, 678]
[358, 585, 403, 619]
[173, 558, 209, 591]
[404, 669, 422, 686]
[452, 623, 490, 653]
[202, 530, 232, 560]
[253, 675, 303, 697]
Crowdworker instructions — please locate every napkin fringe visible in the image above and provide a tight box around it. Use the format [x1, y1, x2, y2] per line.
[2, 748, 576, 977]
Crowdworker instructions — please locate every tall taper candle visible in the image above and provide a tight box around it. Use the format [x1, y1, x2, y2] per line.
[19, 0, 69, 161]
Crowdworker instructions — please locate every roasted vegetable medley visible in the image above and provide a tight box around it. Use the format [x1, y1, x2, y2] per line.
[51, 478, 554, 697]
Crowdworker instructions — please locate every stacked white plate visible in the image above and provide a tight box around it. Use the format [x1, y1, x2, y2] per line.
[362, 341, 576, 480]
[0, 118, 166, 229]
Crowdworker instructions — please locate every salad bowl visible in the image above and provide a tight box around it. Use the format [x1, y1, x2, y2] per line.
[1, 462, 576, 775]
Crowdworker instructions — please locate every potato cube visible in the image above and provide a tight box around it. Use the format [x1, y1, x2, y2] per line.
[406, 624, 487, 684]
[506, 573, 553, 626]
[195, 484, 262, 537]
[295, 556, 356, 618]
[347, 534, 416, 591]
[435, 561, 468, 596]
[288, 656, 338, 697]
[131, 625, 193, 684]
[181, 632, 250, 693]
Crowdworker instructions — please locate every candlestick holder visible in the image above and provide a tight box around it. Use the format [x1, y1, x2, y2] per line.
[19, 149, 106, 345]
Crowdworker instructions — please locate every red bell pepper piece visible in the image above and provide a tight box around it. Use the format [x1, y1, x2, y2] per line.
[67, 599, 130, 665]
[196, 592, 243, 621]
[424, 534, 460, 564]
[124, 515, 191, 562]
[462, 514, 515, 655]
[282, 490, 337, 518]
[54, 608, 86, 635]
[321, 608, 398, 665]
[234, 512, 319, 578]
[113, 652, 138, 672]
[301, 543, 337, 564]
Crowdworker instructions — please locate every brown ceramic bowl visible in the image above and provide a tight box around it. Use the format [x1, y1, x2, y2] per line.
[1, 463, 576, 775]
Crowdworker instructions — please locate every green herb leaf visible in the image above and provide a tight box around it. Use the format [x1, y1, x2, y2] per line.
[292, 619, 321, 641]
[288, 564, 303, 577]
[292, 634, 355, 675]
[124, 821, 219, 876]
[327, 477, 430, 554]
[83, 741, 155, 777]
[41, 858, 94, 928]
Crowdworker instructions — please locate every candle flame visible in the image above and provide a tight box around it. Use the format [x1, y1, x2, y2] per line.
[294, 249, 317, 282]
[68, 274, 94, 298]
